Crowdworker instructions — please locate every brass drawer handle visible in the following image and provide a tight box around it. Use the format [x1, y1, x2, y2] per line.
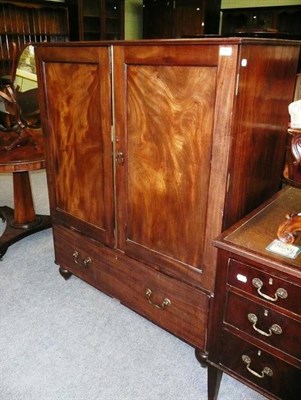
[145, 288, 171, 310]
[252, 278, 288, 302]
[242, 355, 273, 379]
[247, 313, 282, 336]
[73, 251, 91, 268]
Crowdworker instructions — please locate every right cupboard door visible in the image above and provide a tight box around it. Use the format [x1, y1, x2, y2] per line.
[114, 44, 238, 288]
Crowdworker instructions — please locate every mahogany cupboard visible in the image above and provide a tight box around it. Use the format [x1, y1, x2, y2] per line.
[35, 38, 300, 361]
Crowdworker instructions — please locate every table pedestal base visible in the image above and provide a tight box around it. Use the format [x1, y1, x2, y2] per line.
[0, 206, 52, 259]
[0, 129, 51, 259]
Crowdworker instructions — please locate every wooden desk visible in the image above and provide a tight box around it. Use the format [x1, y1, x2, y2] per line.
[0, 129, 51, 259]
[207, 186, 301, 400]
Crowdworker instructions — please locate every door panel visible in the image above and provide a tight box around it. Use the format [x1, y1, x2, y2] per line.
[118, 58, 217, 272]
[114, 44, 238, 288]
[143, 0, 172, 38]
[37, 46, 115, 247]
[127, 65, 216, 266]
[173, 1, 205, 38]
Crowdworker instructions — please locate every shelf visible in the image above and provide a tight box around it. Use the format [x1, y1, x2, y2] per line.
[0, 1, 69, 77]
[78, 0, 124, 41]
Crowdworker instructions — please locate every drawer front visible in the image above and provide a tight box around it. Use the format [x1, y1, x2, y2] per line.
[53, 224, 209, 349]
[225, 291, 301, 360]
[228, 259, 301, 316]
[116, 253, 210, 350]
[219, 331, 301, 400]
[54, 226, 101, 284]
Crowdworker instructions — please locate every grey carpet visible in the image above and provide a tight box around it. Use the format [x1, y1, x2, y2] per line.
[0, 170, 266, 400]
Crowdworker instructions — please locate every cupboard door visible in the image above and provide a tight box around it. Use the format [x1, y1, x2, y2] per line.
[36, 46, 115, 247]
[104, 0, 124, 40]
[79, 0, 101, 41]
[114, 44, 237, 285]
[143, 0, 172, 38]
[78, 0, 124, 41]
[172, 0, 205, 38]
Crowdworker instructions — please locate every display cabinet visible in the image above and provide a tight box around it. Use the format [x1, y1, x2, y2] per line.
[143, 0, 221, 38]
[221, 5, 301, 38]
[78, 0, 124, 41]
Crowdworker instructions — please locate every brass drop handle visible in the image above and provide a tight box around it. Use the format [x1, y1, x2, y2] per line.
[145, 288, 171, 310]
[247, 313, 282, 337]
[73, 251, 91, 267]
[242, 355, 273, 379]
[252, 278, 288, 302]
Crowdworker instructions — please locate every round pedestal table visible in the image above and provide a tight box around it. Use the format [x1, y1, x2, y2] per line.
[0, 129, 51, 259]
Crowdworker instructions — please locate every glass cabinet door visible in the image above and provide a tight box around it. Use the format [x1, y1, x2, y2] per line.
[79, 0, 124, 41]
[104, 0, 124, 40]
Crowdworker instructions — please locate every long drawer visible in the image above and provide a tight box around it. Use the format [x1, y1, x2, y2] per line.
[218, 330, 301, 400]
[53, 224, 209, 349]
[224, 291, 301, 361]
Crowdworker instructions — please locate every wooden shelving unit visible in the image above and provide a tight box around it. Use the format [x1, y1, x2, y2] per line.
[78, 0, 124, 41]
[0, 1, 69, 77]
[221, 5, 301, 37]
[143, 0, 221, 39]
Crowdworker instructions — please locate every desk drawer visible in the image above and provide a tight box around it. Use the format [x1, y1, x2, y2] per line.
[53, 224, 209, 349]
[218, 331, 301, 400]
[228, 259, 301, 316]
[225, 291, 301, 361]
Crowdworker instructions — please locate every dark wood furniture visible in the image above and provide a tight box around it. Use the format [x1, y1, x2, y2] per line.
[0, 1, 69, 78]
[221, 5, 301, 38]
[76, 0, 124, 41]
[207, 186, 301, 400]
[143, 0, 221, 38]
[277, 210, 301, 245]
[35, 38, 300, 364]
[283, 128, 301, 188]
[0, 129, 51, 259]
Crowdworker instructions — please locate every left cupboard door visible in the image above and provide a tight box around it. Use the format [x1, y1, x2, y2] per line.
[36, 46, 115, 248]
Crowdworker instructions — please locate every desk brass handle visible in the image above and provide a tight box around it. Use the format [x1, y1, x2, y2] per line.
[145, 288, 171, 310]
[252, 278, 288, 302]
[73, 251, 91, 268]
[242, 355, 273, 379]
[247, 313, 282, 336]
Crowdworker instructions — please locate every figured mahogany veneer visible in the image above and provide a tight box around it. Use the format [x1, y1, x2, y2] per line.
[35, 38, 300, 367]
[208, 186, 301, 400]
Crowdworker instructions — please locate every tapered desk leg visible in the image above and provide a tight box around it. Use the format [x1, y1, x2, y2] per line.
[208, 365, 223, 400]
[0, 171, 51, 259]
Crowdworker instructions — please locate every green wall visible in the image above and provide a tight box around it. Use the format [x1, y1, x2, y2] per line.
[125, 0, 143, 39]
[221, 0, 301, 8]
